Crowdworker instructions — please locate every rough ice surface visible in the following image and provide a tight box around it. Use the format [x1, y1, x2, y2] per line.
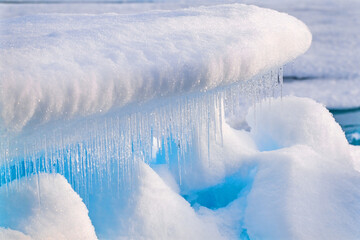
[0, 4, 311, 130]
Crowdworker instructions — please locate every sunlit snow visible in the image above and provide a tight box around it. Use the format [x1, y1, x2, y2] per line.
[0, 1, 359, 240]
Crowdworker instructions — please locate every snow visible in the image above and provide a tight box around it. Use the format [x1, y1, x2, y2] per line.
[1, 1, 359, 239]
[244, 97, 360, 239]
[0, 1, 235, 18]
[350, 145, 360, 172]
[0, 4, 311, 131]
[0, 174, 97, 240]
[118, 163, 226, 240]
[283, 79, 360, 109]
[241, 0, 360, 108]
[247, 97, 350, 162]
[1, 0, 359, 109]
[0, 228, 32, 240]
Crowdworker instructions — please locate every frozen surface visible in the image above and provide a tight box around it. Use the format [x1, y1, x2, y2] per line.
[0, 174, 97, 240]
[0, 1, 237, 18]
[1, 0, 359, 109]
[0, 4, 311, 130]
[283, 79, 360, 109]
[2, 97, 359, 239]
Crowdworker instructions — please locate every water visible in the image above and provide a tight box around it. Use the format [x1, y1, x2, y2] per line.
[330, 107, 360, 146]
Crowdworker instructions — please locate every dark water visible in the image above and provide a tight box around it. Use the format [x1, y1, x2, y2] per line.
[330, 107, 360, 146]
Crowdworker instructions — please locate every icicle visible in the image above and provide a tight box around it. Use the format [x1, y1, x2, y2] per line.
[0, 67, 284, 201]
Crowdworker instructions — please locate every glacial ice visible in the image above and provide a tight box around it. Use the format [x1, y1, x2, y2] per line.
[0, 4, 311, 130]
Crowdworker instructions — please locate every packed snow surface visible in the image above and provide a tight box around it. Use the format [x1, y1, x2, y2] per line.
[0, 4, 311, 130]
[2, 0, 359, 109]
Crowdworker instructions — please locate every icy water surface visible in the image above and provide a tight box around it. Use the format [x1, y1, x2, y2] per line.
[330, 107, 360, 145]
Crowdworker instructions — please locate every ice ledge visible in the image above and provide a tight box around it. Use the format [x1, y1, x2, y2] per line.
[0, 4, 311, 130]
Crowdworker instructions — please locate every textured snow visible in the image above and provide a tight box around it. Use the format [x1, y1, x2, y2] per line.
[2, 0, 359, 109]
[0, 174, 97, 240]
[0, 4, 311, 131]
[244, 97, 360, 239]
[0, 228, 32, 240]
[117, 163, 226, 239]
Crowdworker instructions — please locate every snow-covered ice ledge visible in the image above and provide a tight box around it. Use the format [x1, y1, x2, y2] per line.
[0, 3, 311, 194]
[0, 4, 311, 131]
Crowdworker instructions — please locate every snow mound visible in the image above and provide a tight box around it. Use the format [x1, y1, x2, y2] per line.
[121, 162, 225, 239]
[0, 174, 97, 240]
[0, 228, 32, 240]
[244, 97, 360, 239]
[0, 4, 311, 130]
[247, 96, 351, 163]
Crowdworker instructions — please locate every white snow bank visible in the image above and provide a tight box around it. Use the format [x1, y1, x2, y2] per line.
[119, 162, 225, 239]
[244, 97, 360, 239]
[247, 97, 351, 164]
[350, 145, 360, 172]
[0, 228, 32, 240]
[245, 144, 360, 239]
[0, 4, 311, 131]
[0, 174, 97, 240]
[84, 160, 228, 239]
[283, 78, 360, 109]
